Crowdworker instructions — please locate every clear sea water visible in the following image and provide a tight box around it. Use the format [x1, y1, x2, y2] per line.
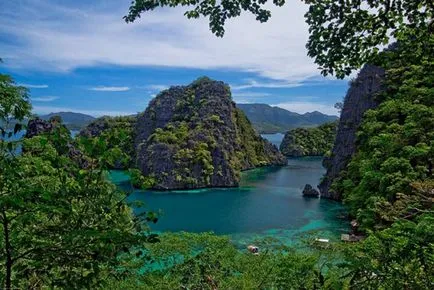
[110, 134, 348, 246]
[6, 130, 347, 245]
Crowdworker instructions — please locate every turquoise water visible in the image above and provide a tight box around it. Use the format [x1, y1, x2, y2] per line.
[110, 157, 348, 246]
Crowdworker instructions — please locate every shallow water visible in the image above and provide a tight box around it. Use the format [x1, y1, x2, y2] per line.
[110, 157, 348, 246]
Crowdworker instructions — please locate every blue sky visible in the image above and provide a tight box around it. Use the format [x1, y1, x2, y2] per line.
[0, 0, 349, 116]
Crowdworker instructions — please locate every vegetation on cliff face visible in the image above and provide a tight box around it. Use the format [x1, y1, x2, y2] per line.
[135, 77, 286, 190]
[319, 65, 385, 200]
[333, 49, 434, 231]
[279, 121, 337, 157]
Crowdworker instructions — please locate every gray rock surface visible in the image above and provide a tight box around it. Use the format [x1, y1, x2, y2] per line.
[134, 77, 286, 190]
[25, 118, 54, 138]
[319, 65, 385, 200]
[302, 184, 320, 198]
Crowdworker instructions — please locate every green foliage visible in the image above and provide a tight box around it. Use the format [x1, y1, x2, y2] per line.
[303, 0, 433, 77]
[207, 114, 224, 124]
[107, 232, 330, 290]
[124, 1, 433, 78]
[0, 83, 155, 288]
[129, 168, 156, 189]
[0, 74, 31, 137]
[149, 121, 189, 145]
[233, 108, 276, 168]
[81, 115, 137, 168]
[124, 0, 285, 37]
[109, 224, 434, 289]
[280, 121, 337, 157]
[336, 215, 434, 289]
[334, 45, 434, 231]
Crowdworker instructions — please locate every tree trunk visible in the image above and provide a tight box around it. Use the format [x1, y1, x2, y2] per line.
[2, 210, 12, 289]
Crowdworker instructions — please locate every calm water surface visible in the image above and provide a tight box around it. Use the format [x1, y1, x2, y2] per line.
[110, 156, 348, 245]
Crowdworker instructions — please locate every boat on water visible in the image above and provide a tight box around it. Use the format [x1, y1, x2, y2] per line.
[247, 245, 259, 254]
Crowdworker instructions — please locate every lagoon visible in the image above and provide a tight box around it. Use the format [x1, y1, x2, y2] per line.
[110, 156, 348, 246]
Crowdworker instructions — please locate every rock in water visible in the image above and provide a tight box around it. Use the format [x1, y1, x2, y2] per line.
[302, 184, 319, 198]
[135, 77, 286, 190]
[319, 65, 385, 200]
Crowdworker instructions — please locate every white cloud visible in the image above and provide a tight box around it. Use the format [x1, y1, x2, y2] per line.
[89, 86, 130, 92]
[0, 0, 322, 82]
[17, 83, 49, 88]
[33, 105, 136, 117]
[32, 96, 59, 102]
[230, 80, 302, 90]
[231, 92, 271, 98]
[140, 84, 169, 91]
[273, 102, 338, 115]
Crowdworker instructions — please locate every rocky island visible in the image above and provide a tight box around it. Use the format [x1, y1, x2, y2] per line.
[279, 121, 337, 157]
[134, 77, 286, 189]
[80, 77, 286, 190]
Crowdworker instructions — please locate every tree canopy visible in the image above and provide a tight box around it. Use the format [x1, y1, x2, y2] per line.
[0, 75, 157, 288]
[125, 0, 433, 78]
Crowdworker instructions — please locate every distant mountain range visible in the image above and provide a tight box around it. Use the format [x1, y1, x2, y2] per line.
[6, 105, 336, 134]
[7, 112, 95, 131]
[39, 112, 95, 130]
[237, 103, 338, 133]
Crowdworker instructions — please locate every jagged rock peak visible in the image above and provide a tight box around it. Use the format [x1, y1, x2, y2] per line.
[134, 77, 286, 190]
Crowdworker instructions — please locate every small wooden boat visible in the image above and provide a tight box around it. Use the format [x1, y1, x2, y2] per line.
[247, 245, 259, 254]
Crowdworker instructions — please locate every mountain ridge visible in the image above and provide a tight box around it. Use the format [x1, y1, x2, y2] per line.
[237, 103, 338, 133]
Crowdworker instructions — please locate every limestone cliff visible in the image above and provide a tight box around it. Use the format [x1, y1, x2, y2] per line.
[319, 65, 385, 200]
[134, 77, 286, 190]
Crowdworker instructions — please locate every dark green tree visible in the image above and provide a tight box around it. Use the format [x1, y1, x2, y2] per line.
[334, 49, 434, 230]
[0, 74, 156, 288]
[0, 74, 32, 289]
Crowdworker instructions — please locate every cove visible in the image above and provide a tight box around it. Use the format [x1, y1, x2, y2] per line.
[110, 157, 348, 246]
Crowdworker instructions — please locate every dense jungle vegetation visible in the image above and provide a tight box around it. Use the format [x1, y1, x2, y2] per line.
[279, 121, 337, 157]
[0, 0, 433, 288]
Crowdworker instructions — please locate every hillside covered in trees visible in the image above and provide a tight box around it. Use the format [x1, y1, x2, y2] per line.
[237, 103, 338, 133]
[80, 77, 286, 190]
[279, 121, 337, 157]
